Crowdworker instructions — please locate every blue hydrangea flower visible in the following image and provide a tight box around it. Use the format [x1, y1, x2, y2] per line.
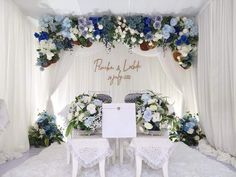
[145, 32, 154, 41]
[93, 99, 102, 106]
[84, 117, 95, 127]
[162, 31, 170, 39]
[55, 15, 64, 23]
[183, 122, 195, 132]
[143, 109, 152, 122]
[162, 24, 174, 34]
[141, 94, 151, 104]
[190, 26, 198, 36]
[143, 27, 151, 34]
[184, 19, 194, 28]
[62, 17, 72, 29]
[170, 18, 178, 26]
[39, 15, 53, 28]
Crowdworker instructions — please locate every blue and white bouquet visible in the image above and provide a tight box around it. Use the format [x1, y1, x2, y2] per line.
[169, 113, 205, 146]
[66, 94, 109, 136]
[28, 111, 64, 147]
[135, 91, 177, 133]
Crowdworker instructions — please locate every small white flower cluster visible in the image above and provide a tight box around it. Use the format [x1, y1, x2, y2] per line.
[39, 39, 57, 60]
[67, 94, 103, 132]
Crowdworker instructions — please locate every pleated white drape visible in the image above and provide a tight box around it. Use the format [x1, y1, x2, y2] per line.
[51, 43, 184, 117]
[197, 0, 236, 156]
[0, 0, 37, 164]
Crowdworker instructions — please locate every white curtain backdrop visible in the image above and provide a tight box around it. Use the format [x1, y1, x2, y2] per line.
[0, 0, 37, 164]
[197, 0, 236, 156]
[51, 43, 183, 118]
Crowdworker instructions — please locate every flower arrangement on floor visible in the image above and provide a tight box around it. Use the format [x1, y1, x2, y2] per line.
[34, 15, 198, 70]
[135, 91, 178, 133]
[28, 111, 64, 147]
[66, 94, 111, 136]
[169, 112, 205, 146]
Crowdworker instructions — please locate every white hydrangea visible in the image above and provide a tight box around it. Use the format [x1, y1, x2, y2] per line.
[152, 113, 160, 122]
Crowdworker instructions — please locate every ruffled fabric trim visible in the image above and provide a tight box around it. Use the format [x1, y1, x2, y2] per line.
[197, 139, 236, 168]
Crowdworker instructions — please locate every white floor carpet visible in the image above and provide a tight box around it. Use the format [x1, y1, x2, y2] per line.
[2, 142, 236, 177]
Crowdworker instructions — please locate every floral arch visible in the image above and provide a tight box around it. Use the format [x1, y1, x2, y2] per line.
[34, 15, 198, 70]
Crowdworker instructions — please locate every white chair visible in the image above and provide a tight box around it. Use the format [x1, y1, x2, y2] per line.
[67, 138, 112, 177]
[129, 137, 174, 177]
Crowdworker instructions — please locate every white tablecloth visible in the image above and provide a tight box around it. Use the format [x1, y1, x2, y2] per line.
[68, 138, 112, 168]
[0, 99, 9, 131]
[128, 137, 175, 169]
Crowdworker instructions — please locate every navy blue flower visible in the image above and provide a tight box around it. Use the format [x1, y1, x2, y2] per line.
[143, 27, 151, 34]
[93, 29, 101, 37]
[89, 17, 101, 25]
[174, 26, 181, 34]
[144, 17, 152, 26]
[35, 31, 49, 42]
[34, 32, 40, 38]
[181, 35, 188, 42]
[176, 39, 182, 46]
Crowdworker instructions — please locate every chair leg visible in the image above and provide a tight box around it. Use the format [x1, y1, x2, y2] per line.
[136, 155, 142, 177]
[162, 161, 169, 177]
[119, 139, 124, 165]
[99, 159, 106, 177]
[72, 155, 79, 177]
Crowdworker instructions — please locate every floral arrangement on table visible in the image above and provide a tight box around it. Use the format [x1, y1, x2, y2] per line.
[34, 15, 198, 70]
[169, 113, 205, 146]
[28, 111, 64, 147]
[65, 93, 111, 136]
[135, 91, 178, 134]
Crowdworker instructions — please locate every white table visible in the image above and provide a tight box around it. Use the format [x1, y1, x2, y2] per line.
[128, 137, 175, 177]
[67, 138, 112, 177]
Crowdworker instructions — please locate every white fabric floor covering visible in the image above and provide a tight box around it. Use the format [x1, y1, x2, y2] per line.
[2, 142, 236, 177]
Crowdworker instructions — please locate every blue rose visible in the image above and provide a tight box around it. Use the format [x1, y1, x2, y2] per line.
[170, 18, 178, 26]
[143, 109, 152, 122]
[181, 35, 188, 42]
[175, 39, 182, 46]
[162, 31, 170, 39]
[154, 15, 163, 22]
[153, 21, 161, 29]
[62, 17, 72, 29]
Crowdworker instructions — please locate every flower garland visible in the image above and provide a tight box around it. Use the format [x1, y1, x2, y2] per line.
[135, 91, 178, 133]
[28, 111, 64, 147]
[34, 15, 198, 70]
[65, 93, 111, 136]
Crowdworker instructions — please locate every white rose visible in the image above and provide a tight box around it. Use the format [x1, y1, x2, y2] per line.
[117, 16, 122, 21]
[144, 122, 153, 130]
[187, 128, 194, 134]
[89, 27, 93, 32]
[154, 33, 163, 40]
[115, 29, 119, 33]
[84, 27, 88, 31]
[46, 51, 54, 60]
[138, 39, 144, 44]
[179, 32, 183, 36]
[149, 105, 158, 111]
[131, 37, 136, 43]
[123, 19, 126, 23]
[140, 33, 144, 37]
[82, 96, 91, 103]
[74, 111, 79, 117]
[182, 17, 187, 21]
[71, 34, 77, 41]
[39, 129, 45, 135]
[87, 104, 96, 114]
[152, 113, 160, 122]
[130, 29, 135, 35]
[96, 35, 101, 40]
[98, 24, 103, 30]
[118, 21, 122, 25]
[121, 34, 126, 39]
[122, 23, 126, 28]
[194, 136, 200, 141]
[183, 29, 189, 34]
